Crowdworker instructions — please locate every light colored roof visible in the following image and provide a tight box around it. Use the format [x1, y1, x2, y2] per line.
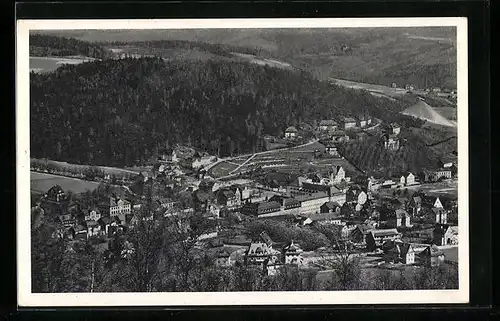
[285, 126, 298, 133]
[343, 117, 356, 122]
[370, 228, 400, 237]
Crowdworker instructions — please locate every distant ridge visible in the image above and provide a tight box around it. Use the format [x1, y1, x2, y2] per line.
[400, 100, 457, 127]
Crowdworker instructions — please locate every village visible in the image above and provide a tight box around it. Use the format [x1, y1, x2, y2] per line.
[31, 111, 459, 282]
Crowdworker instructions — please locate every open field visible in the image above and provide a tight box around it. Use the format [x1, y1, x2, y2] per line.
[433, 107, 457, 121]
[31, 171, 101, 194]
[30, 56, 97, 73]
[330, 77, 409, 98]
[207, 161, 239, 178]
[31, 158, 141, 176]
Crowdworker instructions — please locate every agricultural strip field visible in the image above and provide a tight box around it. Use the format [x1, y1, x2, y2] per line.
[31, 171, 100, 194]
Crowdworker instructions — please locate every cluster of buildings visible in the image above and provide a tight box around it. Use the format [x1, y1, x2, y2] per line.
[285, 116, 374, 141]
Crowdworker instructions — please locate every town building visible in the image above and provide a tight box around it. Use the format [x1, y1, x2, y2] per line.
[324, 141, 340, 157]
[215, 248, 233, 267]
[331, 165, 347, 184]
[330, 130, 350, 143]
[100, 196, 132, 217]
[399, 172, 416, 186]
[240, 201, 282, 217]
[245, 242, 281, 267]
[345, 186, 368, 205]
[382, 134, 400, 151]
[342, 117, 357, 130]
[444, 225, 459, 245]
[84, 208, 102, 222]
[58, 213, 75, 228]
[433, 224, 457, 245]
[383, 240, 415, 264]
[282, 240, 304, 266]
[357, 115, 372, 128]
[320, 201, 342, 214]
[388, 123, 401, 135]
[418, 244, 445, 267]
[365, 228, 402, 251]
[318, 119, 338, 132]
[284, 126, 298, 139]
[387, 209, 411, 228]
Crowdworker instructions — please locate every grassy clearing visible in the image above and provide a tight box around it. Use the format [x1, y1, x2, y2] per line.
[31, 158, 141, 176]
[31, 171, 100, 194]
[208, 161, 239, 178]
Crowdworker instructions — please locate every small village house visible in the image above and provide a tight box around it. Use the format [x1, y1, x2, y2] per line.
[342, 117, 357, 130]
[282, 240, 304, 266]
[320, 201, 342, 214]
[349, 224, 373, 245]
[331, 165, 347, 184]
[444, 225, 458, 245]
[318, 119, 338, 132]
[45, 185, 68, 204]
[307, 211, 344, 226]
[284, 126, 298, 139]
[345, 186, 368, 205]
[387, 209, 411, 228]
[382, 134, 400, 151]
[84, 208, 101, 222]
[389, 123, 401, 135]
[324, 141, 340, 157]
[100, 196, 132, 217]
[399, 172, 416, 186]
[357, 115, 371, 128]
[383, 240, 415, 264]
[86, 220, 103, 238]
[58, 213, 75, 228]
[245, 241, 281, 267]
[418, 244, 445, 267]
[433, 224, 457, 245]
[330, 130, 350, 143]
[215, 248, 233, 267]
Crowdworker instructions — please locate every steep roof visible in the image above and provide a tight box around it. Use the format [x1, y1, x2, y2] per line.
[321, 201, 341, 210]
[395, 209, 409, 218]
[283, 240, 303, 253]
[285, 126, 298, 133]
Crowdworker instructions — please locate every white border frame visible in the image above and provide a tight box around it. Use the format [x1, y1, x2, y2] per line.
[16, 18, 469, 307]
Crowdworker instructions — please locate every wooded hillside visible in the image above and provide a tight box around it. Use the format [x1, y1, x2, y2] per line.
[30, 57, 417, 167]
[30, 34, 112, 59]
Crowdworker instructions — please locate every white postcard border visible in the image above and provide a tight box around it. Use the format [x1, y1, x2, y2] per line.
[16, 17, 469, 307]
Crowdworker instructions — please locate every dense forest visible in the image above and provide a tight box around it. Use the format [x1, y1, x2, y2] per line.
[30, 57, 416, 167]
[30, 34, 112, 59]
[104, 39, 263, 57]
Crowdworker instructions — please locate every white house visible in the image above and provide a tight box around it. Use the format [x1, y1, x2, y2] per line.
[400, 172, 416, 186]
[285, 126, 298, 139]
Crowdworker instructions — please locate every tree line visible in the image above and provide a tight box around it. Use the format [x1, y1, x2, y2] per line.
[30, 57, 417, 168]
[29, 34, 112, 59]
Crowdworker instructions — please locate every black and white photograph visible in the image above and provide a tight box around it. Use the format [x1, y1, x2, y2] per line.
[16, 18, 469, 306]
